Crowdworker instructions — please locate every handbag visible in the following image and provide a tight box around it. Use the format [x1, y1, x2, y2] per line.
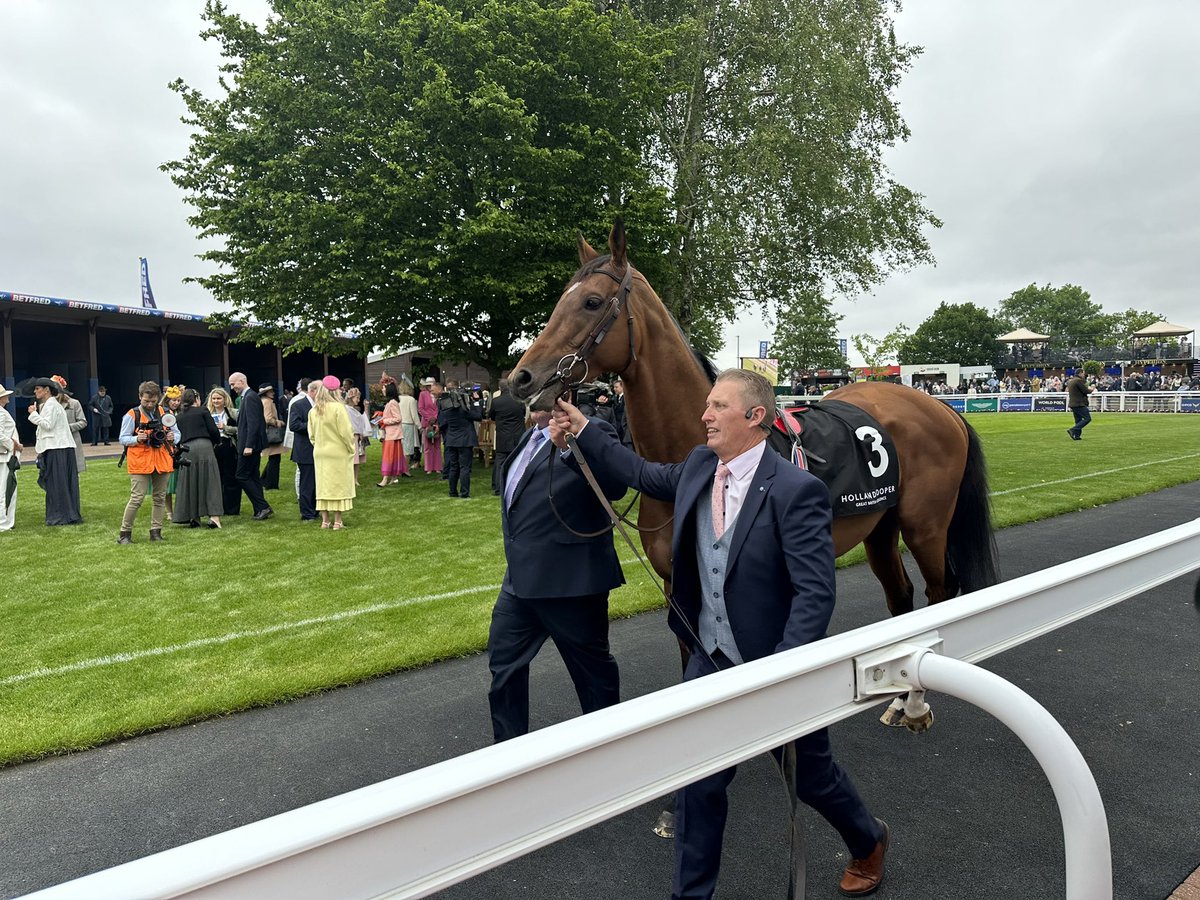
[266, 424, 286, 445]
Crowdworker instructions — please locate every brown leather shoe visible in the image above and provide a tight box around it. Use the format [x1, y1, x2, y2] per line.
[838, 819, 889, 897]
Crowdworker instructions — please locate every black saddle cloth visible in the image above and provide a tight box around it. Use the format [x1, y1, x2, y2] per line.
[773, 399, 899, 517]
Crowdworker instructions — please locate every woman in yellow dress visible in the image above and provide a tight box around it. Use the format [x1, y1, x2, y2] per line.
[308, 378, 357, 529]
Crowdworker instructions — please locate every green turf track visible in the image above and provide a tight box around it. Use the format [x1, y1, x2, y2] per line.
[0, 411, 1196, 764]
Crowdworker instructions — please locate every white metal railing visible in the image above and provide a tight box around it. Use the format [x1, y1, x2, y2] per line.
[779, 391, 1200, 413]
[24, 518, 1200, 900]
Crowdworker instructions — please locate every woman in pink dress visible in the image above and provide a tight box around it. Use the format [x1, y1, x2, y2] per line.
[418, 381, 443, 474]
[376, 381, 409, 486]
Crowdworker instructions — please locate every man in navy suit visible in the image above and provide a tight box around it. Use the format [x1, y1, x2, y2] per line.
[551, 369, 889, 899]
[288, 379, 319, 522]
[228, 372, 272, 520]
[487, 406, 627, 743]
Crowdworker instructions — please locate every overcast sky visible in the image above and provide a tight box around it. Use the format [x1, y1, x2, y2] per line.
[3, 2, 1197, 368]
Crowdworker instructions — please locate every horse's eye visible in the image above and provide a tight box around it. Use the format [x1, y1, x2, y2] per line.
[584, 295, 604, 311]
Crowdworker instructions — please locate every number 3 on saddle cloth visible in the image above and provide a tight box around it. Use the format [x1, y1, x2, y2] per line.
[773, 400, 900, 516]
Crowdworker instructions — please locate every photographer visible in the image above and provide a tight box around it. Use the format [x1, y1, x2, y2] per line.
[117, 381, 180, 544]
[436, 379, 484, 498]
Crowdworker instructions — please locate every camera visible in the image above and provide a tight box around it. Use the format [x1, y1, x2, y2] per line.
[438, 388, 481, 411]
[136, 412, 175, 449]
[172, 442, 192, 468]
[573, 381, 609, 412]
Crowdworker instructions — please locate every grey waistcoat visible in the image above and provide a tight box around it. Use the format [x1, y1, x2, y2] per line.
[695, 483, 744, 664]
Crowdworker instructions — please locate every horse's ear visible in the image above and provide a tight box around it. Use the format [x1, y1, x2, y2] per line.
[608, 217, 627, 270]
[577, 232, 599, 265]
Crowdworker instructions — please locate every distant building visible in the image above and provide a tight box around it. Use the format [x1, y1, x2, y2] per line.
[1, 289, 366, 444]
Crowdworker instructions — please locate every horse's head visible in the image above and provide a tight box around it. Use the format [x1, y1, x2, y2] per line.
[511, 219, 638, 409]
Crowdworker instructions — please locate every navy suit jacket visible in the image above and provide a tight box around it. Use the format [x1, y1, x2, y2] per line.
[236, 388, 267, 454]
[501, 419, 626, 600]
[288, 396, 314, 464]
[489, 391, 528, 453]
[572, 425, 837, 662]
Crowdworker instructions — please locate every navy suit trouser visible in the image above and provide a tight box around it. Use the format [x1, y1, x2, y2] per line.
[487, 587, 620, 743]
[296, 462, 316, 520]
[235, 450, 269, 513]
[492, 449, 512, 494]
[672, 652, 882, 900]
[445, 446, 473, 496]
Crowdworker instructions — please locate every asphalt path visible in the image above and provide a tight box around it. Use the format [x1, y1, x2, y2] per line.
[2, 482, 1198, 899]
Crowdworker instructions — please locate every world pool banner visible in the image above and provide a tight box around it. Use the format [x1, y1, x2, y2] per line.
[966, 397, 998, 412]
[1033, 395, 1068, 412]
[941, 398, 966, 412]
[139, 257, 157, 309]
[1181, 397, 1200, 413]
[999, 396, 1033, 412]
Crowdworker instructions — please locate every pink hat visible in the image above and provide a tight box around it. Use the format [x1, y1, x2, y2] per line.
[321, 375, 341, 391]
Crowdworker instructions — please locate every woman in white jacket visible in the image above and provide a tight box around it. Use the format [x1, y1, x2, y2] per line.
[27, 377, 83, 525]
[0, 383, 23, 531]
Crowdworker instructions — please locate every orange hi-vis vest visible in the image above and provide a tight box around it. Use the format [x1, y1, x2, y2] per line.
[125, 406, 175, 475]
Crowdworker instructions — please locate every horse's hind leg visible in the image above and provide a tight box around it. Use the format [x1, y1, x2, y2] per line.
[863, 509, 915, 616]
[862, 512, 922, 728]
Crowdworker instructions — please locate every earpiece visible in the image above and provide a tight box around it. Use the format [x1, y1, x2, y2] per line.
[744, 408, 755, 420]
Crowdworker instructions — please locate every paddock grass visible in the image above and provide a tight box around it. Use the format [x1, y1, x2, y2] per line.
[1, 411, 1197, 765]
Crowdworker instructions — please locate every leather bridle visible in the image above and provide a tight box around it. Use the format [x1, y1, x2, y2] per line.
[538, 263, 637, 400]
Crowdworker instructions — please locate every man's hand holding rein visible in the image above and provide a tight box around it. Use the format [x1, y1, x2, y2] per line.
[550, 398, 589, 449]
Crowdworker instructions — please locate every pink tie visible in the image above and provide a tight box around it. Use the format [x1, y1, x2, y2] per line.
[712, 463, 730, 539]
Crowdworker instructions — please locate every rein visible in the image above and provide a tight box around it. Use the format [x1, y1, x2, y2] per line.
[558, 431, 705, 654]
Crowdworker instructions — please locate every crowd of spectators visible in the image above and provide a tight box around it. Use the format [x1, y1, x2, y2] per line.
[910, 371, 1200, 395]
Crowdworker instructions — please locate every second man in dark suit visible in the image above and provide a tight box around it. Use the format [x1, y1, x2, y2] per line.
[228, 372, 272, 520]
[488, 407, 627, 743]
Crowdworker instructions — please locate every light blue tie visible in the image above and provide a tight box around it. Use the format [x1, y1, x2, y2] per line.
[505, 429, 545, 508]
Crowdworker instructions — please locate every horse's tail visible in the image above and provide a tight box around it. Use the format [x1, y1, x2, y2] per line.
[946, 418, 1000, 593]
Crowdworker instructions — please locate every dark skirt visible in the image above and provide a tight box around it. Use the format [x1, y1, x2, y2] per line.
[37, 448, 82, 525]
[213, 439, 241, 516]
[172, 438, 224, 522]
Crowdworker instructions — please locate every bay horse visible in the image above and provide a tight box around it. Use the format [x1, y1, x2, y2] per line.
[510, 220, 999, 731]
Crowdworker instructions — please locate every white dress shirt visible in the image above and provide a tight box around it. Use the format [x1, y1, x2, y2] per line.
[717, 439, 769, 531]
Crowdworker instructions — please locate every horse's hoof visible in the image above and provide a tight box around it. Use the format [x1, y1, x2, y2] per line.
[653, 809, 675, 839]
[902, 709, 935, 733]
[879, 706, 907, 727]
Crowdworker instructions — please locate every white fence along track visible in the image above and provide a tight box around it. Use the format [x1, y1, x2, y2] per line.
[25, 518, 1200, 900]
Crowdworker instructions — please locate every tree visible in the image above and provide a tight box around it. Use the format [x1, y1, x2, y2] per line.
[633, 0, 941, 353]
[770, 289, 845, 374]
[852, 324, 909, 379]
[995, 284, 1109, 347]
[166, 0, 672, 381]
[898, 302, 1001, 366]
